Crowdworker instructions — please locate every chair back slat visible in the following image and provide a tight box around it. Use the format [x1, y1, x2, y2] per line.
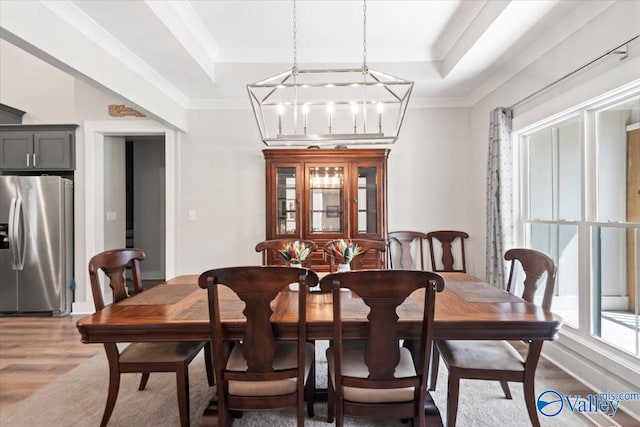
[199, 266, 318, 375]
[321, 270, 444, 383]
[504, 248, 557, 310]
[426, 230, 469, 272]
[388, 231, 428, 270]
[88, 248, 145, 310]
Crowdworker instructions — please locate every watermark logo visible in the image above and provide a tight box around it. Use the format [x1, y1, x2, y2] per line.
[537, 389, 639, 418]
[537, 390, 564, 417]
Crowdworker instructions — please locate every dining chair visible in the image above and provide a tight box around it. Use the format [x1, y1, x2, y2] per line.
[388, 230, 428, 269]
[198, 266, 319, 426]
[323, 238, 386, 272]
[88, 248, 213, 427]
[434, 248, 557, 427]
[426, 230, 469, 272]
[321, 270, 445, 426]
[255, 238, 318, 267]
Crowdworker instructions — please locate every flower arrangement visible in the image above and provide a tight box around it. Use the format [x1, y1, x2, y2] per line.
[326, 239, 362, 265]
[279, 240, 311, 265]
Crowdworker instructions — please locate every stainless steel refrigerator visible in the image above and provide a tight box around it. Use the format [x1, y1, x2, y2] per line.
[0, 176, 73, 316]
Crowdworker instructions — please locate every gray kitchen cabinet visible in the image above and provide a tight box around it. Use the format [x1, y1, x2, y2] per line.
[0, 124, 78, 171]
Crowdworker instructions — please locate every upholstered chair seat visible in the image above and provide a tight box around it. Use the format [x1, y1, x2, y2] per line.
[227, 341, 314, 396]
[327, 345, 417, 403]
[436, 340, 525, 371]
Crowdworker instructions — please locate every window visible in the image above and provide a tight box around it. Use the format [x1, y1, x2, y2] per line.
[517, 91, 640, 358]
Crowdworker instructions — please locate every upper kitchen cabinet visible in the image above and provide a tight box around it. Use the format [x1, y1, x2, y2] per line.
[263, 148, 389, 270]
[0, 124, 78, 171]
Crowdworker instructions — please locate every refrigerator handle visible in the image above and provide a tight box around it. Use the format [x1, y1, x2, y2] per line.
[12, 197, 25, 270]
[8, 197, 18, 269]
[15, 197, 25, 270]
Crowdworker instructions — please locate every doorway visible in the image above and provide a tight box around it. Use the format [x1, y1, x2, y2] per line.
[102, 135, 165, 282]
[125, 136, 166, 282]
[78, 120, 177, 314]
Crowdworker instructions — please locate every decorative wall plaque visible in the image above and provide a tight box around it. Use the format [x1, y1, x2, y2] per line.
[108, 104, 146, 118]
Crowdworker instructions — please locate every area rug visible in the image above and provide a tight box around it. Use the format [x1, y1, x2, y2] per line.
[1, 342, 589, 426]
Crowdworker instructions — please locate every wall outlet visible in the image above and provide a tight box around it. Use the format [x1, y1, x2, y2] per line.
[188, 210, 196, 221]
[106, 211, 117, 221]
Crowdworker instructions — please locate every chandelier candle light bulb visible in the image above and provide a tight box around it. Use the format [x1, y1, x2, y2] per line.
[377, 102, 384, 133]
[277, 103, 285, 135]
[327, 102, 335, 134]
[302, 103, 309, 134]
[351, 103, 359, 133]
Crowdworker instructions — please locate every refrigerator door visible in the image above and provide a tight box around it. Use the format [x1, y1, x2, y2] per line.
[0, 176, 19, 312]
[15, 176, 72, 314]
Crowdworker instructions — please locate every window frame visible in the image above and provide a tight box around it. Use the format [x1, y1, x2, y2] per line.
[513, 83, 640, 361]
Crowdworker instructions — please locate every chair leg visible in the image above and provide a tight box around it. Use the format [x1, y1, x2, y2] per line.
[101, 363, 121, 427]
[175, 363, 190, 427]
[327, 379, 335, 423]
[430, 347, 440, 391]
[305, 356, 315, 418]
[446, 369, 460, 427]
[524, 378, 541, 427]
[138, 372, 150, 390]
[204, 341, 215, 386]
[499, 380, 512, 399]
[336, 395, 344, 427]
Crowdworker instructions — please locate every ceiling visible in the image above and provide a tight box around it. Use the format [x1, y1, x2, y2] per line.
[0, 0, 617, 125]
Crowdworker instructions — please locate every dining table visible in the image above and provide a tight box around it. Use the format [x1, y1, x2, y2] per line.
[76, 271, 562, 345]
[76, 271, 562, 426]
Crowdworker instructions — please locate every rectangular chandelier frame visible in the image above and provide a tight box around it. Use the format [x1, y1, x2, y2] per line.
[247, 67, 413, 146]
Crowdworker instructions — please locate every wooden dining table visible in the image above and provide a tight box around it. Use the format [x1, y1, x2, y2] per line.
[76, 272, 562, 344]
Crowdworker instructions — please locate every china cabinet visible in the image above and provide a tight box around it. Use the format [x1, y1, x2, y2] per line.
[263, 148, 388, 271]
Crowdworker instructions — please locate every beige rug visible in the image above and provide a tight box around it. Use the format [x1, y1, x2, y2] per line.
[1, 342, 589, 426]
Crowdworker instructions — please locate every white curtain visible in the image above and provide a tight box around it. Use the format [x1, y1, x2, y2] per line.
[486, 107, 513, 289]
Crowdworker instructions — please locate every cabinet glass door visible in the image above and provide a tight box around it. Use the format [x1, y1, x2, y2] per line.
[275, 167, 298, 235]
[356, 166, 378, 235]
[308, 166, 345, 234]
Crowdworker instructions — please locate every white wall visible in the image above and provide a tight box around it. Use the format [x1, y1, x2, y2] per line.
[0, 39, 75, 123]
[173, 106, 473, 276]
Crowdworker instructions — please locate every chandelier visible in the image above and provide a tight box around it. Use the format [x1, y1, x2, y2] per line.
[247, 0, 413, 147]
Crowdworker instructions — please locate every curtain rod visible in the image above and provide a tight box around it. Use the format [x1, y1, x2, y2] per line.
[509, 34, 639, 110]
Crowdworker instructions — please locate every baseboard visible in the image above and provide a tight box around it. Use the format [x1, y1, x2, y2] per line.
[71, 301, 95, 315]
[141, 271, 164, 281]
[543, 332, 640, 421]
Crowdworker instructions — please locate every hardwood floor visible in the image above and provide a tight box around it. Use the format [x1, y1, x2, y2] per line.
[0, 316, 100, 414]
[0, 316, 637, 426]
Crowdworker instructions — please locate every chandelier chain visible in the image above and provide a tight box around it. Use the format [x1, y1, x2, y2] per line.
[293, 0, 297, 70]
[363, 0, 367, 69]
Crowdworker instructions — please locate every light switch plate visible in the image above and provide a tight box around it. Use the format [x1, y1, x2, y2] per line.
[106, 211, 117, 221]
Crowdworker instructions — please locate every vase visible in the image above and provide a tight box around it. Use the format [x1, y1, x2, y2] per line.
[337, 263, 351, 272]
[289, 263, 303, 291]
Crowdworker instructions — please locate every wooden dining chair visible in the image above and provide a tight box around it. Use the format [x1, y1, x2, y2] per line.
[255, 238, 318, 267]
[426, 230, 469, 272]
[198, 266, 319, 427]
[434, 248, 557, 427]
[321, 270, 445, 426]
[88, 248, 213, 427]
[323, 238, 386, 272]
[388, 230, 428, 270]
